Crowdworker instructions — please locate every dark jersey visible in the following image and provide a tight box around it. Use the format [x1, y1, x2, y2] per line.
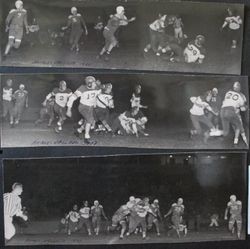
[6, 9, 28, 28]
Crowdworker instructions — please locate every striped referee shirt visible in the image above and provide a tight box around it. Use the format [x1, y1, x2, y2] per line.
[3, 192, 22, 217]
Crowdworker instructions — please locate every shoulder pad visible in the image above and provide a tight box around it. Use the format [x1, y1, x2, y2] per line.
[99, 205, 103, 208]
[22, 9, 27, 13]
[172, 203, 177, 207]
[181, 205, 185, 208]
[68, 15, 73, 19]
[227, 202, 231, 206]
[236, 200, 242, 205]
[91, 206, 95, 209]
[77, 13, 81, 17]
[9, 9, 16, 14]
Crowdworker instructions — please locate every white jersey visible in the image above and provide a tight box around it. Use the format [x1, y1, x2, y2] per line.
[75, 85, 101, 107]
[3, 87, 13, 101]
[190, 96, 209, 116]
[222, 90, 246, 110]
[184, 41, 205, 63]
[79, 207, 91, 219]
[3, 192, 22, 217]
[48, 88, 72, 108]
[96, 93, 114, 109]
[225, 16, 242, 30]
[67, 211, 80, 222]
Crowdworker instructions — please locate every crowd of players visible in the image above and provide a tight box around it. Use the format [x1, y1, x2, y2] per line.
[2, 77, 249, 146]
[4, 183, 243, 242]
[189, 81, 248, 147]
[3, 1, 243, 63]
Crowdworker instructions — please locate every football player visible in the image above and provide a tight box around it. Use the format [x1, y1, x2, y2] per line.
[67, 76, 102, 145]
[35, 97, 55, 127]
[43, 81, 72, 133]
[219, 81, 248, 146]
[61, 7, 88, 53]
[147, 199, 162, 236]
[4, 0, 29, 56]
[98, 6, 136, 60]
[173, 16, 186, 44]
[2, 79, 14, 127]
[164, 198, 185, 238]
[224, 195, 242, 239]
[78, 201, 92, 236]
[144, 14, 167, 56]
[130, 84, 148, 109]
[4, 183, 28, 241]
[189, 91, 218, 143]
[183, 35, 206, 64]
[66, 204, 80, 236]
[12, 84, 28, 125]
[91, 200, 108, 235]
[108, 204, 130, 239]
[94, 83, 114, 133]
[221, 8, 242, 49]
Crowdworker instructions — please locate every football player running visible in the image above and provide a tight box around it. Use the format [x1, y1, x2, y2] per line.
[67, 76, 102, 145]
[219, 81, 248, 146]
[43, 81, 72, 133]
[4, 0, 29, 56]
[224, 195, 242, 239]
[61, 7, 88, 53]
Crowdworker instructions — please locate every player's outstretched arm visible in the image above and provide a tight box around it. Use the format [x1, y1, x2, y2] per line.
[224, 206, 229, 220]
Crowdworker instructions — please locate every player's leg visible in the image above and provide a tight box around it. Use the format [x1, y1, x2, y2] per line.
[5, 31, 15, 55]
[48, 108, 55, 127]
[153, 218, 160, 236]
[190, 114, 202, 136]
[85, 218, 92, 236]
[75, 30, 83, 52]
[4, 216, 16, 241]
[228, 216, 235, 234]
[238, 115, 248, 146]
[140, 218, 147, 239]
[236, 216, 242, 239]
[119, 220, 126, 239]
[99, 29, 110, 57]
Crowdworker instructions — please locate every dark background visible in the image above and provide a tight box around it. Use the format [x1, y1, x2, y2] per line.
[1, 0, 250, 248]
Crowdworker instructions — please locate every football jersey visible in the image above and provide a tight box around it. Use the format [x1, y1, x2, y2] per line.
[171, 203, 184, 217]
[13, 90, 28, 105]
[184, 41, 205, 63]
[96, 93, 114, 108]
[68, 14, 84, 31]
[6, 9, 27, 27]
[3, 87, 13, 101]
[225, 16, 242, 30]
[112, 205, 130, 224]
[75, 85, 101, 107]
[190, 96, 209, 116]
[91, 205, 104, 217]
[173, 18, 183, 29]
[227, 201, 242, 216]
[51, 88, 72, 108]
[149, 18, 165, 32]
[67, 211, 80, 222]
[222, 90, 246, 109]
[150, 203, 160, 216]
[136, 204, 149, 218]
[4, 192, 22, 217]
[79, 207, 91, 219]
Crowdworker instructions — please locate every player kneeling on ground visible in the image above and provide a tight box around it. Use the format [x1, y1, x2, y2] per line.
[108, 205, 130, 239]
[4, 183, 28, 242]
[112, 107, 149, 137]
[183, 35, 206, 64]
[4, 0, 29, 56]
[224, 195, 242, 239]
[94, 83, 114, 133]
[66, 204, 80, 236]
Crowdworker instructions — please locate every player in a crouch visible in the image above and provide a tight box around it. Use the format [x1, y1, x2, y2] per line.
[78, 201, 92, 236]
[189, 91, 218, 143]
[224, 195, 242, 239]
[164, 198, 185, 238]
[4, 0, 29, 56]
[108, 204, 130, 239]
[43, 81, 72, 133]
[98, 6, 136, 60]
[147, 199, 162, 236]
[66, 204, 80, 236]
[61, 7, 88, 53]
[2, 79, 14, 127]
[94, 83, 114, 133]
[67, 76, 102, 145]
[218, 81, 248, 146]
[35, 97, 55, 127]
[221, 8, 242, 49]
[4, 183, 28, 242]
[12, 84, 28, 125]
[91, 200, 108, 235]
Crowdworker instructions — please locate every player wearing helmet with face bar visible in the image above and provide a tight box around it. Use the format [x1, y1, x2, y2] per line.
[67, 76, 102, 145]
[61, 7, 88, 53]
[224, 195, 242, 239]
[4, 1, 29, 56]
[98, 6, 136, 60]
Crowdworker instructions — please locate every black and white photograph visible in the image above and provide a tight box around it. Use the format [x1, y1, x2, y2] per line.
[2, 153, 247, 245]
[0, 0, 244, 74]
[1, 73, 249, 150]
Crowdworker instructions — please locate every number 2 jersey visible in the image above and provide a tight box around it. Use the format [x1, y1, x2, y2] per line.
[184, 40, 206, 63]
[222, 90, 246, 111]
[48, 88, 72, 108]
